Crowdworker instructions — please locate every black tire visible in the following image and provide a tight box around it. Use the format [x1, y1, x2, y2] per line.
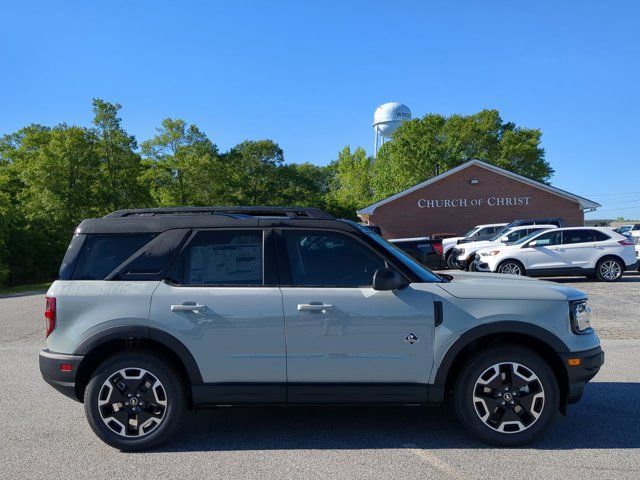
[84, 351, 186, 451]
[497, 260, 525, 276]
[445, 251, 458, 269]
[595, 257, 624, 282]
[467, 257, 476, 271]
[453, 344, 559, 447]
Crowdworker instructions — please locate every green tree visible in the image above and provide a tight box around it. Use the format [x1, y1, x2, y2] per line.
[0, 124, 103, 284]
[277, 162, 331, 208]
[91, 99, 149, 210]
[223, 140, 286, 205]
[372, 109, 553, 200]
[326, 146, 373, 217]
[140, 118, 222, 206]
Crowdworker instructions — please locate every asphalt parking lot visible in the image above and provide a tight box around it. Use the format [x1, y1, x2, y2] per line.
[1, 274, 639, 480]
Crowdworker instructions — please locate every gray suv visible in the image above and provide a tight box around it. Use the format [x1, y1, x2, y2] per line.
[39, 207, 603, 450]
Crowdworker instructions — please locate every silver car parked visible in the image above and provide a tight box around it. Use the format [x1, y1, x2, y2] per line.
[40, 207, 603, 450]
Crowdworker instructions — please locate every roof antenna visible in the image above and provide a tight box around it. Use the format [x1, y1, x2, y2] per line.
[434, 163, 440, 176]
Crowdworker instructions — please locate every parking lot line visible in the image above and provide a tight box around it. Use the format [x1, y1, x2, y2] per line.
[403, 444, 469, 479]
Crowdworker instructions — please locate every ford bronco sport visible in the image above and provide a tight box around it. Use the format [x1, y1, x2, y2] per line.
[39, 206, 603, 450]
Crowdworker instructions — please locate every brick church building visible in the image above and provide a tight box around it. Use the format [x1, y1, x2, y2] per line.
[357, 160, 600, 239]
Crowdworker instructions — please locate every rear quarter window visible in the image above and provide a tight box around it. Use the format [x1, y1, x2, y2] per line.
[71, 234, 156, 280]
[593, 230, 611, 242]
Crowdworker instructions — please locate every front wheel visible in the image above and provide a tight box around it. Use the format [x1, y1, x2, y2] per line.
[446, 252, 459, 269]
[84, 351, 186, 451]
[453, 345, 559, 446]
[596, 257, 623, 282]
[497, 260, 525, 276]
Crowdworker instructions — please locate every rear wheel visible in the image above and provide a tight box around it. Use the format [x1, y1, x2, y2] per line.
[84, 351, 186, 451]
[453, 345, 559, 446]
[497, 260, 525, 276]
[596, 257, 623, 282]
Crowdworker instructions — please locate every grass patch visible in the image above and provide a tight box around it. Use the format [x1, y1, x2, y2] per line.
[0, 282, 51, 295]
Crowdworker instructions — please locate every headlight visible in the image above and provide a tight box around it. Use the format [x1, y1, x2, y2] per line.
[570, 300, 592, 334]
[480, 250, 501, 256]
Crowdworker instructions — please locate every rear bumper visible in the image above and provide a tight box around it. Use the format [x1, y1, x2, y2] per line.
[39, 349, 84, 402]
[625, 260, 639, 271]
[560, 345, 604, 404]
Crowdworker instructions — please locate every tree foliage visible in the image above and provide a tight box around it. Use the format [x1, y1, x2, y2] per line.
[372, 109, 552, 200]
[0, 102, 553, 285]
[326, 146, 374, 218]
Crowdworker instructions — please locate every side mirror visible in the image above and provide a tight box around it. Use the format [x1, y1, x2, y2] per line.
[373, 267, 407, 291]
[500, 236, 509, 243]
[528, 240, 539, 248]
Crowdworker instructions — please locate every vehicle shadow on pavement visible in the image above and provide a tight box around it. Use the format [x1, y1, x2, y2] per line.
[549, 272, 640, 283]
[153, 382, 639, 452]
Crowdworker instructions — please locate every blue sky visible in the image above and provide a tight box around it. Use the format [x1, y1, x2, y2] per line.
[2, 1, 639, 219]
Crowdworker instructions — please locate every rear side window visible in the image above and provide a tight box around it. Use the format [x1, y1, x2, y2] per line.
[563, 230, 595, 244]
[172, 230, 263, 286]
[71, 234, 155, 280]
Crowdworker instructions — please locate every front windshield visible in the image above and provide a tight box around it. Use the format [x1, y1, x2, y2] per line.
[463, 227, 477, 237]
[346, 221, 443, 283]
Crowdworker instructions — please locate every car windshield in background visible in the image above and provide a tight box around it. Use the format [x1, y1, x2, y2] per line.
[511, 230, 543, 245]
[463, 228, 477, 237]
[346, 221, 443, 283]
[489, 229, 508, 241]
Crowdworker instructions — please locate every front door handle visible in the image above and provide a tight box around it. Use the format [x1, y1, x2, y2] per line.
[171, 303, 207, 313]
[297, 303, 334, 313]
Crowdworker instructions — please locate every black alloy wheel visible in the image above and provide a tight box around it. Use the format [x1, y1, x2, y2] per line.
[453, 345, 559, 446]
[84, 351, 186, 451]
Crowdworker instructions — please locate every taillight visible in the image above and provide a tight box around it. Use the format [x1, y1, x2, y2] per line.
[433, 242, 443, 256]
[45, 297, 56, 338]
[618, 239, 634, 246]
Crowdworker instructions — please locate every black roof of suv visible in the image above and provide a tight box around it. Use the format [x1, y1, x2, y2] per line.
[78, 206, 341, 234]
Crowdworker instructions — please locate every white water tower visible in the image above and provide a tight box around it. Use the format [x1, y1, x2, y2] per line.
[373, 102, 411, 157]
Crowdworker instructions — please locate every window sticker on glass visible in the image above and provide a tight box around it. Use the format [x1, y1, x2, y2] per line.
[185, 232, 262, 285]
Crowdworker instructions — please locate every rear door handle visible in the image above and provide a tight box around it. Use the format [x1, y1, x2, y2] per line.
[297, 303, 334, 313]
[171, 303, 207, 313]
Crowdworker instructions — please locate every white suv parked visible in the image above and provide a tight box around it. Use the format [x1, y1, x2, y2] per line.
[451, 225, 557, 271]
[442, 223, 507, 268]
[474, 227, 638, 281]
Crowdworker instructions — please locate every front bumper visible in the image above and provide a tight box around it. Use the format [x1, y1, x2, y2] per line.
[472, 254, 493, 272]
[39, 349, 84, 402]
[560, 345, 604, 404]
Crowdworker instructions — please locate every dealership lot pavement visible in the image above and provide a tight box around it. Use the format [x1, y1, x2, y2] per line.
[1, 274, 639, 480]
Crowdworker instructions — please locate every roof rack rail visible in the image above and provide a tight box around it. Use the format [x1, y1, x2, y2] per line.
[104, 206, 335, 220]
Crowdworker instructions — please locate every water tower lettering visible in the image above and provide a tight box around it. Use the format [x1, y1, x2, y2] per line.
[417, 196, 531, 209]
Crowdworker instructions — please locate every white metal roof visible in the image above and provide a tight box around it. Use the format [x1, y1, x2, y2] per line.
[357, 159, 601, 215]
